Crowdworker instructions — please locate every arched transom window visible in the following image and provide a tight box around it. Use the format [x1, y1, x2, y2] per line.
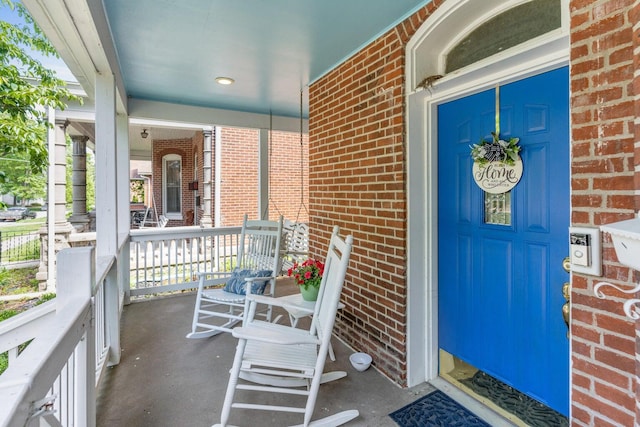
[445, 0, 561, 73]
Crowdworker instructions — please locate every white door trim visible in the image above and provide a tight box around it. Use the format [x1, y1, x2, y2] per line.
[405, 0, 570, 387]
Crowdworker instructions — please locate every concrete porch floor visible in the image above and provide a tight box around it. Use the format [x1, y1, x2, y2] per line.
[96, 279, 515, 427]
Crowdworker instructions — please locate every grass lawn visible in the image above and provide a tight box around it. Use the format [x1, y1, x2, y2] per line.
[0, 267, 39, 296]
[0, 266, 55, 374]
[0, 217, 46, 233]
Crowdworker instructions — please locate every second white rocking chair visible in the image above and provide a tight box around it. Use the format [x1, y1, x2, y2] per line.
[186, 214, 283, 339]
[213, 226, 357, 427]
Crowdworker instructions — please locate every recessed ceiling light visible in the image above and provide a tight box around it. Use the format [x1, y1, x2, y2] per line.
[215, 76, 235, 85]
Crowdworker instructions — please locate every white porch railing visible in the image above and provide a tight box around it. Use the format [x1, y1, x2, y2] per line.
[0, 225, 247, 426]
[128, 225, 242, 298]
[0, 247, 100, 427]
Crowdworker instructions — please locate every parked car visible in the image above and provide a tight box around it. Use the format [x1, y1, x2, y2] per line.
[0, 207, 35, 222]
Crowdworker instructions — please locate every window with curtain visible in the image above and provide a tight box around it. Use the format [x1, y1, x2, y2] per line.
[163, 154, 182, 218]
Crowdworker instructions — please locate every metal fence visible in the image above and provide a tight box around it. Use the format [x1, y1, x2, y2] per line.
[0, 230, 40, 266]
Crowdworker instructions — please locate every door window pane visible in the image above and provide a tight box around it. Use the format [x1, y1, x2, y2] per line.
[484, 191, 511, 225]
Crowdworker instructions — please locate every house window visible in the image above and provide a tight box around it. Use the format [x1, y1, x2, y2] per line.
[163, 154, 182, 219]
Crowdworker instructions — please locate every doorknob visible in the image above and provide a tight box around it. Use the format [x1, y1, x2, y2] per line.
[561, 257, 570, 338]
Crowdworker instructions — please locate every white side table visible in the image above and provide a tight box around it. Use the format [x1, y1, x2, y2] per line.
[275, 293, 345, 361]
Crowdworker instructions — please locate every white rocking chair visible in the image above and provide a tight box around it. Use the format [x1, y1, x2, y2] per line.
[213, 226, 358, 427]
[186, 214, 283, 339]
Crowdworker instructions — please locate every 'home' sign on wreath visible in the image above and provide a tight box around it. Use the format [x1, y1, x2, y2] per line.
[470, 131, 523, 194]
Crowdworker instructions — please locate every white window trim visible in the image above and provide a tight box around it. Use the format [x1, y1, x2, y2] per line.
[162, 153, 182, 220]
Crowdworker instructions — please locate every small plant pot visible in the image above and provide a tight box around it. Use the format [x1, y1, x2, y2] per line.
[299, 285, 319, 301]
[349, 352, 372, 372]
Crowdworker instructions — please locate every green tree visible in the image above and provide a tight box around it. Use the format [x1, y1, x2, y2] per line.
[0, 153, 46, 203]
[0, 0, 80, 177]
[85, 149, 95, 211]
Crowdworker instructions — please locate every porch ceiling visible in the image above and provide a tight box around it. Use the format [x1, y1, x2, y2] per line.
[23, 0, 430, 122]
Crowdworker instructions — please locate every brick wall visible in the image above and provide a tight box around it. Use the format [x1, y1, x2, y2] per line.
[149, 128, 308, 227]
[219, 127, 309, 226]
[308, 0, 447, 387]
[220, 127, 260, 225]
[309, 0, 639, 423]
[570, 1, 637, 425]
[266, 130, 309, 224]
[636, 0, 640, 214]
[152, 140, 192, 227]
[309, 11, 412, 384]
[635, 1, 640, 422]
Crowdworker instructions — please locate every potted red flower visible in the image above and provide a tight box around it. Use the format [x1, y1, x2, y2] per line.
[288, 258, 324, 301]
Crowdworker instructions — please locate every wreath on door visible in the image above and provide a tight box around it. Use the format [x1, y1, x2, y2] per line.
[470, 132, 521, 165]
[470, 132, 523, 194]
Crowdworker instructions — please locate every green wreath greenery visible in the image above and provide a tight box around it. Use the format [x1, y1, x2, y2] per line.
[470, 132, 521, 166]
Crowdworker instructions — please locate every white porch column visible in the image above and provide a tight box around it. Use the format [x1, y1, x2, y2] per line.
[36, 118, 73, 289]
[116, 113, 131, 304]
[54, 119, 74, 232]
[200, 127, 213, 227]
[95, 72, 121, 365]
[214, 126, 221, 228]
[95, 73, 118, 255]
[258, 128, 269, 220]
[69, 135, 90, 230]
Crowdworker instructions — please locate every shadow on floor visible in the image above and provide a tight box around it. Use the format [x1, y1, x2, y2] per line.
[96, 281, 436, 426]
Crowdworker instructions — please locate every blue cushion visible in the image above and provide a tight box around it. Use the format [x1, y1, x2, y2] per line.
[223, 268, 272, 295]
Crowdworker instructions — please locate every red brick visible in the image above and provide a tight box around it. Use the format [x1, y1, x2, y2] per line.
[594, 347, 635, 373]
[572, 194, 603, 208]
[573, 357, 632, 390]
[607, 194, 635, 209]
[596, 313, 635, 335]
[593, 175, 634, 191]
[573, 371, 592, 390]
[571, 404, 592, 425]
[593, 416, 626, 427]
[602, 333, 635, 354]
[573, 388, 634, 426]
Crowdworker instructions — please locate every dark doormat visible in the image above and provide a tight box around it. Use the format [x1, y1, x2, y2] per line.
[389, 389, 491, 427]
[461, 371, 569, 427]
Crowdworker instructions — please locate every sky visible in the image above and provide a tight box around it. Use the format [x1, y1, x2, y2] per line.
[0, 2, 77, 82]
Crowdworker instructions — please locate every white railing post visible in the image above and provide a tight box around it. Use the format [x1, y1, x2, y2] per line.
[56, 247, 94, 301]
[57, 247, 96, 427]
[104, 265, 120, 366]
[121, 245, 131, 306]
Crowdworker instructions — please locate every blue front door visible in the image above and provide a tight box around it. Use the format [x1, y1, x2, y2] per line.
[437, 67, 570, 415]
